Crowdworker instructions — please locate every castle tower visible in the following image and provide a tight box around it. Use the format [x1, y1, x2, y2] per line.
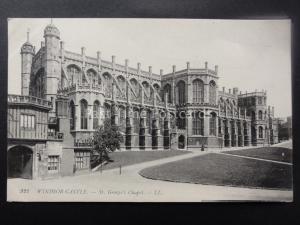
[20, 29, 35, 96]
[43, 22, 61, 113]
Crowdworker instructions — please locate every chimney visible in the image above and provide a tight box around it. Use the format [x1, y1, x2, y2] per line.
[205, 61, 208, 69]
[222, 87, 225, 92]
[187, 62, 190, 70]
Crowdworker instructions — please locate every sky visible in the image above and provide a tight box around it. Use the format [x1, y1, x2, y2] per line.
[8, 18, 291, 117]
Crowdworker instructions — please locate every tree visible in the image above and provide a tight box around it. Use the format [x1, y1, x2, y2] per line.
[92, 118, 123, 165]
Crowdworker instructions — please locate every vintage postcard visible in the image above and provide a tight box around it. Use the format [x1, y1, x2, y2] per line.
[7, 18, 292, 202]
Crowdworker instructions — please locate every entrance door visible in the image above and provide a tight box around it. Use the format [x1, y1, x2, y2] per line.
[178, 135, 185, 149]
[8, 146, 33, 179]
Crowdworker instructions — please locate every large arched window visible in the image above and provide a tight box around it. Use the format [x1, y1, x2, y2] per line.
[259, 126, 263, 138]
[258, 110, 263, 120]
[153, 83, 161, 100]
[243, 121, 248, 135]
[69, 100, 75, 130]
[130, 78, 141, 101]
[80, 99, 88, 129]
[209, 112, 217, 136]
[163, 84, 172, 103]
[87, 69, 97, 86]
[218, 118, 222, 134]
[193, 112, 204, 135]
[176, 111, 186, 129]
[219, 98, 225, 114]
[31, 68, 45, 98]
[93, 100, 100, 129]
[67, 65, 81, 85]
[117, 75, 126, 99]
[142, 81, 151, 101]
[159, 112, 164, 133]
[133, 108, 140, 133]
[177, 81, 186, 105]
[104, 103, 111, 119]
[226, 99, 233, 116]
[142, 81, 150, 95]
[146, 110, 152, 134]
[119, 106, 126, 133]
[103, 72, 113, 98]
[192, 79, 204, 103]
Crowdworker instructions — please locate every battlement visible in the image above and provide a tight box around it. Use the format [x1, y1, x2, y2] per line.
[238, 90, 267, 98]
[64, 49, 162, 80]
[8, 94, 52, 110]
[162, 61, 218, 79]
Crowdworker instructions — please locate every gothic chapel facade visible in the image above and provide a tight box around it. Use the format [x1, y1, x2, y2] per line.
[7, 23, 279, 179]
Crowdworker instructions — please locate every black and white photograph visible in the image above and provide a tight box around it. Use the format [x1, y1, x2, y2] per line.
[6, 18, 292, 202]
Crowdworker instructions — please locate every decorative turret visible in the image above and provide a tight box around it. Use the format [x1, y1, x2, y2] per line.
[44, 21, 61, 114]
[21, 29, 35, 96]
[44, 23, 60, 39]
[21, 30, 35, 54]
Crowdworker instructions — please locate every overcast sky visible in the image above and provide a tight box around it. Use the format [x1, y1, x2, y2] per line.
[8, 18, 291, 117]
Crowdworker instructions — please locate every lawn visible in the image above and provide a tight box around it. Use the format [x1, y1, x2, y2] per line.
[94, 150, 190, 171]
[139, 153, 292, 190]
[225, 147, 292, 163]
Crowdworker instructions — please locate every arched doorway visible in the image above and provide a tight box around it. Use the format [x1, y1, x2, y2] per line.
[8, 146, 33, 179]
[178, 135, 185, 149]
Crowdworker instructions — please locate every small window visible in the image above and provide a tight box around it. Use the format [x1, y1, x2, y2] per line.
[258, 97, 262, 105]
[192, 112, 204, 135]
[48, 155, 59, 172]
[258, 111, 263, 120]
[259, 126, 263, 138]
[20, 114, 35, 129]
[74, 151, 90, 170]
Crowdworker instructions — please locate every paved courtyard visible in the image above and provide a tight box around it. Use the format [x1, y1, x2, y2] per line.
[7, 142, 293, 202]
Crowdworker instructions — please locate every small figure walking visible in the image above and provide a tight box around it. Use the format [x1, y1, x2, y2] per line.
[201, 144, 205, 151]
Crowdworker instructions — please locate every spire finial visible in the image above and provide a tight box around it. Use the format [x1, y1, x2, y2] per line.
[27, 28, 30, 42]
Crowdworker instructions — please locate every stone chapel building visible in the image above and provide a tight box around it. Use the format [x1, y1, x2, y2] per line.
[7, 23, 279, 179]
